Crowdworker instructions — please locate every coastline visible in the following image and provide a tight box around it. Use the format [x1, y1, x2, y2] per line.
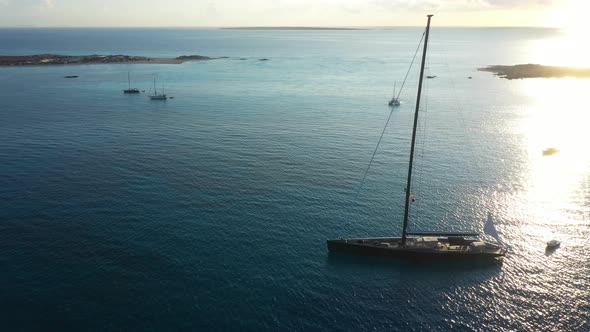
[221, 27, 367, 30]
[478, 64, 590, 79]
[0, 54, 223, 67]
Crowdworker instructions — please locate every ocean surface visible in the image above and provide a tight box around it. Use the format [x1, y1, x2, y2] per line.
[1, 27, 589, 331]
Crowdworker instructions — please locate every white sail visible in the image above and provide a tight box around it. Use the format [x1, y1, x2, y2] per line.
[484, 212, 502, 243]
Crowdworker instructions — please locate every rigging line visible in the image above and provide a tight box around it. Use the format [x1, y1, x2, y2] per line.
[353, 106, 395, 202]
[396, 31, 426, 100]
[435, 29, 482, 179]
[434, 29, 481, 223]
[354, 30, 427, 202]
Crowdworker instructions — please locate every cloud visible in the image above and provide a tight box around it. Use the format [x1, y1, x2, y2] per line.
[0, 0, 562, 27]
[0, 0, 57, 9]
[372, 0, 442, 11]
[41, 0, 55, 8]
[371, 0, 555, 11]
[482, 0, 554, 7]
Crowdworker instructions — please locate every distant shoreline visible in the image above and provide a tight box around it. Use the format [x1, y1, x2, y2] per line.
[0, 54, 223, 67]
[478, 64, 590, 79]
[221, 27, 367, 30]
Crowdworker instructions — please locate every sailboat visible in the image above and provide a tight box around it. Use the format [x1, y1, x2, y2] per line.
[123, 72, 140, 94]
[149, 76, 167, 100]
[327, 15, 507, 261]
[388, 81, 401, 106]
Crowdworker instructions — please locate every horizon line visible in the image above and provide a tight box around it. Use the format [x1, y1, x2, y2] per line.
[0, 25, 560, 29]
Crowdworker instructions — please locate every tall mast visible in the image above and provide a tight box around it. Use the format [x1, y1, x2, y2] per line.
[401, 14, 433, 245]
[128, 72, 131, 89]
[153, 77, 157, 94]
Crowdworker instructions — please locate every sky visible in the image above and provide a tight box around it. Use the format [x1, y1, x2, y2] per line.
[0, 0, 585, 28]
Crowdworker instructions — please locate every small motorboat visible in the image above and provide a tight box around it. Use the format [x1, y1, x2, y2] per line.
[388, 98, 400, 107]
[546, 240, 561, 249]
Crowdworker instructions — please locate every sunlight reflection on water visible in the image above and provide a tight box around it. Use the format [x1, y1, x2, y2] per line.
[493, 76, 590, 330]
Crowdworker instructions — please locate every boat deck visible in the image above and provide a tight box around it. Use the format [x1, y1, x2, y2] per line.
[328, 236, 506, 259]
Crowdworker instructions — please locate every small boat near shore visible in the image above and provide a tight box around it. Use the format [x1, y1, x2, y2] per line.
[149, 76, 167, 100]
[124, 72, 140, 94]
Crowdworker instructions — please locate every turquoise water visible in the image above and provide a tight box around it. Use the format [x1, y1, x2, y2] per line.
[0, 28, 589, 331]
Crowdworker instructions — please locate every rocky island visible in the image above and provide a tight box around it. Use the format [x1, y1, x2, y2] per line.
[479, 64, 590, 79]
[0, 54, 221, 67]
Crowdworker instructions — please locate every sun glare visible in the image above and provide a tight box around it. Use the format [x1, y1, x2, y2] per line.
[530, 35, 590, 67]
[534, 0, 590, 67]
[550, 0, 590, 32]
[520, 78, 590, 214]
[501, 77, 590, 245]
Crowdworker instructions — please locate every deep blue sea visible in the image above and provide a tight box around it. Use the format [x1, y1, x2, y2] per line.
[1, 27, 589, 331]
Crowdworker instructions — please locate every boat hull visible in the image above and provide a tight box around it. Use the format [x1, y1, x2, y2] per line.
[327, 237, 505, 261]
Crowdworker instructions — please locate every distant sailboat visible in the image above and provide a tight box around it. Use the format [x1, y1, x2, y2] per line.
[388, 81, 401, 107]
[123, 72, 140, 94]
[149, 76, 167, 100]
